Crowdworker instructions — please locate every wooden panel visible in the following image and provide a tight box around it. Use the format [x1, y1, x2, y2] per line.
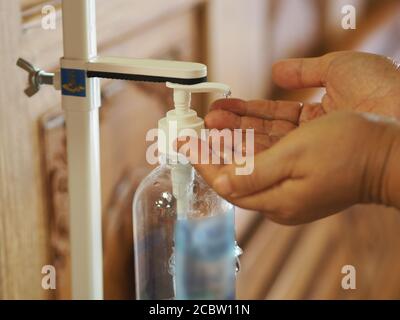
[2, 0, 206, 300]
[336, 206, 400, 299]
[235, 209, 261, 244]
[102, 169, 148, 299]
[41, 112, 69, 299]
[21, 0, 49, 10]
[0, 0, 51, 299]
[237, 219, 303, 299]
[265, 217, 341, 299]
[206, 0, 271, 99]
[270, 0, 322, 60]
[240, 206, 400, 299]
[325, 0, 399, 51]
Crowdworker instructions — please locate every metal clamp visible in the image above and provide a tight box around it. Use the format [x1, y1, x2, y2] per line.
[16, 58, 55, 97]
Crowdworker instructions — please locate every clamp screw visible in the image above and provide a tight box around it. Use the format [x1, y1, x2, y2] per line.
[16, 58, 55, 97]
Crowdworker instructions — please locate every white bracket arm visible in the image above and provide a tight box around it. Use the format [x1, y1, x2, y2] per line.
[87, 57, 207, 84]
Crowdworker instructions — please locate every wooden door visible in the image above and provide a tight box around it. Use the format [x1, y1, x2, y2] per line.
[1, 0, 210, 300]
[0, 0, 51, 299]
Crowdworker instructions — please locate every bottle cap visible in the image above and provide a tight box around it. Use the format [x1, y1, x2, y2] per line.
[158, 82, 231, 157]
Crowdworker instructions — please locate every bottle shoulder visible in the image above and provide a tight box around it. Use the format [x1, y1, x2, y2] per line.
[135, 165, 171, 194]
[133, 164, 234, 218]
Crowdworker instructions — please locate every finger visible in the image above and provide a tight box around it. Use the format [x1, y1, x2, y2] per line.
[205, 109, 239, 131]
[207, 129, 237, 163]
[210, 98, 302, 124]
[204, 130, 273, 162]
[232, 180, 311, 225]
[205, 109, 297, 136]
[272, 53, 339, 89]
[252, 134, 278, 151]
[254, 142, 270, 154]
[299, 103, 326, 124]
[235, 132, 279, 155]
[229, 181, 291, 213]
[206, 129, 272, 156]
[210, 98, 245, 113]
[321, 94, 336, 113]
[175, 137, 224, 184]
[211, 142, 297, 198]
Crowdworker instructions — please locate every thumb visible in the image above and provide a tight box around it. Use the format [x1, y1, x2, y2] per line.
[272, 52, 340, 89]
[212, 142, 295, 198]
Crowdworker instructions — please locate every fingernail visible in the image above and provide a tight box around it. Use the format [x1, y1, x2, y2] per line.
[213, 174, 233, 196]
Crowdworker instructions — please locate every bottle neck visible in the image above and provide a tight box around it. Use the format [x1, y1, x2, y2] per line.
[158, 153, 190, 166]
[158, 154, 169, 166]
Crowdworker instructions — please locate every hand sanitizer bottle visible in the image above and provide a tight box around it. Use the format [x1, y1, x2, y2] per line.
[133, 82, 241, 300]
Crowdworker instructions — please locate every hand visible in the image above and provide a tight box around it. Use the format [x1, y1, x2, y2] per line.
[273, 51, 400, 121]
[205, 52, 400, 155]
[205, 99, 303, 154]
[178, 111, 400, 225]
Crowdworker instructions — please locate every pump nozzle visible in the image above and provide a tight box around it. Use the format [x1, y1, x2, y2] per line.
[166, 82, 231, 114]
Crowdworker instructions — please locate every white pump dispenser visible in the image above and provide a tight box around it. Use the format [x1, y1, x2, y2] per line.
[158, 82, 231, 155]
[133, 81, 240, 300]
[158, 82, 231, 219]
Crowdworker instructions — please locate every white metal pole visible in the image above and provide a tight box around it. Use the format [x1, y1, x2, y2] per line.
[61, 0, 103, 299]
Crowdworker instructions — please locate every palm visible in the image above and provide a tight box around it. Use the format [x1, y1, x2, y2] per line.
[205, 98, 302, 154]
[274, 51, 400, 119]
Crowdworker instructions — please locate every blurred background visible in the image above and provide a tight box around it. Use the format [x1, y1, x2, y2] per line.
[1, 0, 400, 299]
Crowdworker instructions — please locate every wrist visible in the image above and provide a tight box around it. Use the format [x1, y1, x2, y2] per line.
[390, 85, 400, 121]
[382, 129, 400, 208]
[364, 118, 400, 208]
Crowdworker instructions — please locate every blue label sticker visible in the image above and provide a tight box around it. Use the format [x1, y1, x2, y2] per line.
[61, 68, 86, 97]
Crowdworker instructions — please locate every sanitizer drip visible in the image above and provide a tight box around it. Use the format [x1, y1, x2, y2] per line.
[133, 81, 241, 300]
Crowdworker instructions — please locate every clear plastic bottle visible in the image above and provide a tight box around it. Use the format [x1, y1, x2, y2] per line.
[133, 81, 240, 300]
[133, 156, 236, 300]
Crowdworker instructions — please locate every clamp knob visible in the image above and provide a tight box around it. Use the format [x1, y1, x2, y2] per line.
[16, 58, 55, 97]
